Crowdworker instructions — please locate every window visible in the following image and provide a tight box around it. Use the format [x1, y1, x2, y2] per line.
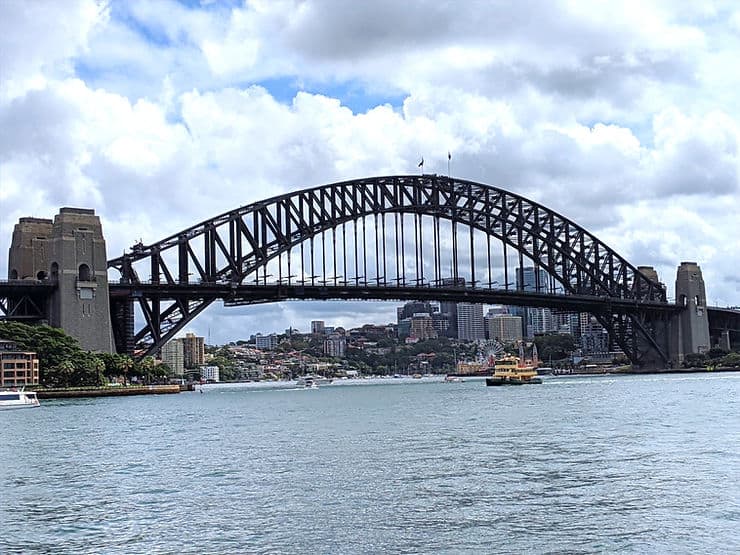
[78, 263, 91, 281]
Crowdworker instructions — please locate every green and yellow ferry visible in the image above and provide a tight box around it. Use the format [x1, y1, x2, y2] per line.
[485, 355, 542, 386]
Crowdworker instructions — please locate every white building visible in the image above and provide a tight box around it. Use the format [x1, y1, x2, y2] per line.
[323, 334, 347, 357]
[456, 303, 485, 341]
[255, 333, 279, 350]
[526, 307, 554, 337]
[200, 365, 220, 382]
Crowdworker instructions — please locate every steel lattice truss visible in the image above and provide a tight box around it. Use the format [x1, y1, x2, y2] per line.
[0, 281, 54, 322]
[108, 175, 678, 365]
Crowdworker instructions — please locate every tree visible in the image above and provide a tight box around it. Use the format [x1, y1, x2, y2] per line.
[73, 353, 106, 386]
[49, 360, 75, 388]
[534, 334, 578, 362]
[720, 352, 740, 368]
[0, 322, 85, 380]
[684, 352, 708, 368]
[134, 356, 168, 383]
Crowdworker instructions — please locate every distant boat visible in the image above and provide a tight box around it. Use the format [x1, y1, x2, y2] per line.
[485, 356, 542, 386]
[444, 375, 464, 383]
[0, 388, 41, 409]
[295, 375, 332, 389]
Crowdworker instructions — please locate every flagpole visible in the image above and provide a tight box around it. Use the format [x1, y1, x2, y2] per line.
[447, 151, 451, 178]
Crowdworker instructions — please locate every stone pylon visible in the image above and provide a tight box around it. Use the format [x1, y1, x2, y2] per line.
[671, 261, 711, 365]
[8, 208, 114, 353]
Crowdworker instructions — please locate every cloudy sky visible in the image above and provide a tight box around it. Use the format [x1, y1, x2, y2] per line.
[1, 0, 739, 343]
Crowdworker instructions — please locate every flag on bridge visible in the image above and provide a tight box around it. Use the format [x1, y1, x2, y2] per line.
[418, 157, 424, 168]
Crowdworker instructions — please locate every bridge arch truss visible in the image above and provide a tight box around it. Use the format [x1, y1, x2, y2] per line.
[108, 175, 675, 365]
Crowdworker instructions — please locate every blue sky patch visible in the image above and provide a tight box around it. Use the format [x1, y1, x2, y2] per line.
[255, 77, 407, 114]
[110, 2, 173, 47]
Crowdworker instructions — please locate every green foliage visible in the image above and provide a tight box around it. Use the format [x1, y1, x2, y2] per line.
[719, 352, 740, 368]
[275, 337, 309, 352]
[209, 354, 237, 381]
[0, 321, 83, 371]
[684, 352, 708, 368]
[0, 321, 124, 387]
[132, 356, 168, 383]
[707, 347, 729, 359]
[534, 334, 578, 362]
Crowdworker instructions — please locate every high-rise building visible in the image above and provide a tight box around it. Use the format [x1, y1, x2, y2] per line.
[580, 314, 609, 353]
[484, 313, 523, 343]
[516, 266, 554, 338]
[182, 332, 205, 369]
[255, 333, 279, 350]
[431, 313, 450, 336]
[160, 339, 184, 377]
[527, 307, 554, 336]
[397, 318, 412, 339]
[440, 277, 466, 338]
[552, 312, 580, 335]
[311, 321, 325, 335]
[409, 313, 438, 340]
[457, 303, 485, 341]
[516, 266, 549, 292]
[323, 334, 347, 357]
[397, 301, 434, 323]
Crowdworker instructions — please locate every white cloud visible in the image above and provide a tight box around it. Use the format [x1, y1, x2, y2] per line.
[0, 0, 105, 100]
[1, 0, 739, 343]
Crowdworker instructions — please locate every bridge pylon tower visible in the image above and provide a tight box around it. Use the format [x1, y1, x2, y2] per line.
[7, 208, 115, 353]
[671, 261, 711, 365]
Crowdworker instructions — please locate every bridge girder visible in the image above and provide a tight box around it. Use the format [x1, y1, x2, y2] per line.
[108, 175, 672, 364]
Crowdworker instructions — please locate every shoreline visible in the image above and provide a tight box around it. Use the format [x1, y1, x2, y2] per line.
[36, 384, 184, 399]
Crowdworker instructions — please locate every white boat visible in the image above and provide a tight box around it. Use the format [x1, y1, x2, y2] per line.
[295, 375, 332, 388]
[0, 388, 41, 409]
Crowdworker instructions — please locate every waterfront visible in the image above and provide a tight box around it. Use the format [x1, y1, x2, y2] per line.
[3, 373, 739, 554]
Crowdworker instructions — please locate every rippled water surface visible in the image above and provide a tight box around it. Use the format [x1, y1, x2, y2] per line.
[3, 373, 739, 554]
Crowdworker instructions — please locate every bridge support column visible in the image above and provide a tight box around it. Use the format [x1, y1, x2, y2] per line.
[719, 330, 731, 352]
[670, 262, 711, 366]
[8, 208, 114, 353]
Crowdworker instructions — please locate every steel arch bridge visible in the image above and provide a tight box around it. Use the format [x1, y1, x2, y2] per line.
[108, 175, 680, 366]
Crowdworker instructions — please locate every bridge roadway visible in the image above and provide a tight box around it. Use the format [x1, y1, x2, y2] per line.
[2, 278, 737, 333]
[108, 280, 683, 315]
[1, 279, 738, 357]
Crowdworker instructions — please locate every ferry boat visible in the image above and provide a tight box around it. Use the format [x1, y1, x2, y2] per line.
[0, 388, 41, 409]
[485, 356, 542, 386]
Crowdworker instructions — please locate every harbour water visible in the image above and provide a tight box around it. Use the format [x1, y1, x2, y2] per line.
[3, 373, 739, 554]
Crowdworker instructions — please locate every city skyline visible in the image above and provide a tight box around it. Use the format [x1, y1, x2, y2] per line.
[2, 1, 739, 344]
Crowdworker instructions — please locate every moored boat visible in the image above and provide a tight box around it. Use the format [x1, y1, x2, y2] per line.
[0, 388, 41, 409]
